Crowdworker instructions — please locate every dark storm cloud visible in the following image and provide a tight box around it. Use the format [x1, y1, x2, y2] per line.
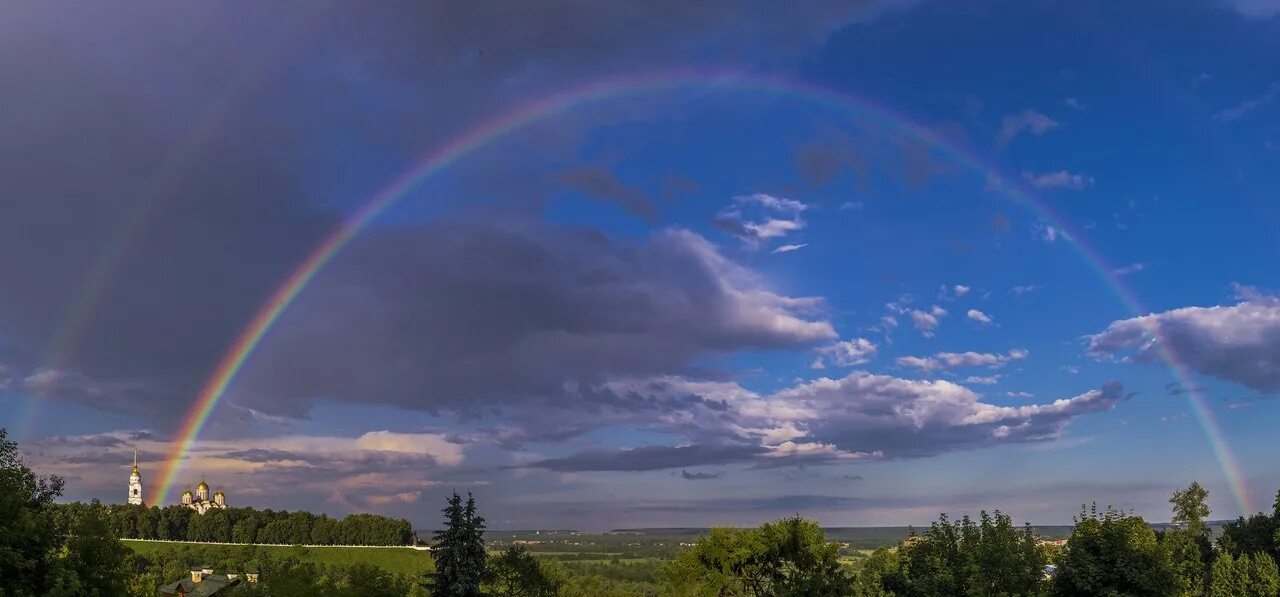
[555, 166, 658, 221]
[681, 470, 724, 480]
[629, 494, 865, 513]
[1, 1, 901, 431]
[231, 223, 833, 420]
[524, 444, 770, 472]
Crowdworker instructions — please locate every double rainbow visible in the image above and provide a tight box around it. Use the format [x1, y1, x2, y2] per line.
[148, 69, 1253, 514]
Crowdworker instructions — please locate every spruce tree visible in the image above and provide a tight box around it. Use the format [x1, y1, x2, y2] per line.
[427, 491, 487, 596]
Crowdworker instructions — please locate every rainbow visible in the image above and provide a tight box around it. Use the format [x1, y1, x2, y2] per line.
[150, 69, 1255, 514]
[22, 6, 329, 442]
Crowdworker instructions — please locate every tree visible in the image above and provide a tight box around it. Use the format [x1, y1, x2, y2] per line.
[427, 491, 488, 596]
[45, 499, 132, 597]
[852, 548, 902, 596]
[488, 546, 559, 597]
[310, 514, 339, 545]
[232, 515, 260, 544]
[1051, 504, 1174, 596]
[1171, 481, 1212, 537]
[0, 427, 65, 596]
[895, 510, 1046, 596]
[663, 516, 850, 596]
[1246, 553, 1280, 596]
[1166, 482, 1214, 596]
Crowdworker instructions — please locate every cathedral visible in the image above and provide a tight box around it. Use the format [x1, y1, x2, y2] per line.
[181, 479, 228, 514]
[126, 450, 229, 513]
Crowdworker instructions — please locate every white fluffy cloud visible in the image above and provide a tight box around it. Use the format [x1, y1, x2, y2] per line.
[1112, 263, 1146, 276]
[772, 243, 808, 254]
[967, 309, 993, 325]
[998, 109, 1060, 146]
[896, 348, 1028, 373]
[1086, 295, 1280, 393]
[529, 372, 1126, 468]
[816, 338, 878, 367]
[910, 305, 948, 337]
[1031, 222, 1068, 243]
[716, 193, 809, 248]
[1022, 170, 1095, 190]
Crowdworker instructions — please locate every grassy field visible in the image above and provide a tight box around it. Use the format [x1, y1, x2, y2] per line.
[121, 540, 435, 577]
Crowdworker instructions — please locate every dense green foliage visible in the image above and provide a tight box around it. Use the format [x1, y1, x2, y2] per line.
[0, 428, 133, 596]
[895, 510, 1047, 596]
[663, 516, 850, 596]
[50, 500, 415, 546]
[1050, 504, 1175, 596]
[428, 491, 489, 596]
[487, 546, 561, 596]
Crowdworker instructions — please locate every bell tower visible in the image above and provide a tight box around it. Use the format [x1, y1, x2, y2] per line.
[128, 447, 143, 505]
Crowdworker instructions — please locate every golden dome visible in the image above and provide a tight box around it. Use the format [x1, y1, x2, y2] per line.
[214, 490, 224, 496]
[182, 488, 193, 496]
[197, 481, 209, 491]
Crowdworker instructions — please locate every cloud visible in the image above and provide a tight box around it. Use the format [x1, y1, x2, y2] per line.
[938, 284, 970, 301]
[555, 165, 657, 220]
[523, 372, 1124, 469]
[0, 0, 916, 434]
[681, 470, 724, 480]
[1221, 0, 1280, 17]
[1164, 381, 1207, 396]
[759, 374, 1126, 459]
[1031, 222, 1067, 243]
[966, 309, 993, 325]
[24, 429, 464, 510]
[963, 375, 1002, 385]
[1061, 98, 1085, 110]
[816, 338, 878, 367]
[909, 305, 947, 337]
[1214, 82, 1279, 123]
[715, 193, 809, 248]
[1010, 284, 1043, 296]
[526, 444, 770, 472]
[896, 348, 1028, 373]
[1022, 170, 1095, 190]
[1005, 391, 1035, 398]
[772, 243, 808, 254]
[839, 201, 865, 211]
[210, 224, 836, 440]
[1112, 263, 1146, 276]
[997, 109, 1059, 147]
[1086, 294, 1280, 393]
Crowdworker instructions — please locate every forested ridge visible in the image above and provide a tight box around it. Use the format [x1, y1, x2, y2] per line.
[50, 501, 416, 546]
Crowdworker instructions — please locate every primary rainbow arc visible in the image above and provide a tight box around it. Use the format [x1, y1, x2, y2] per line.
[149, 69, 1254, 515]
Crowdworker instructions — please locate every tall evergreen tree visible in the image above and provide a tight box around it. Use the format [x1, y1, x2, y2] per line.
[428, 491, 488, 596]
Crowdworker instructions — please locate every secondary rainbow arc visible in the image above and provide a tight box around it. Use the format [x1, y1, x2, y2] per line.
[149, 69, 1254, 515]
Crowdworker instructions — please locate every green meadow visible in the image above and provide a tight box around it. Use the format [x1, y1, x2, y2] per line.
[121, 540, 435, 577]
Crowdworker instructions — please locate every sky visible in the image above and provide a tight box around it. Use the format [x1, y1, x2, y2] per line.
[2, 0, 1279, 530]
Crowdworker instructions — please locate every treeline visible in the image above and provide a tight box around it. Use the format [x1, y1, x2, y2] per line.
[665, 482, 1280, 596]
[50, 501, 416, 546]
